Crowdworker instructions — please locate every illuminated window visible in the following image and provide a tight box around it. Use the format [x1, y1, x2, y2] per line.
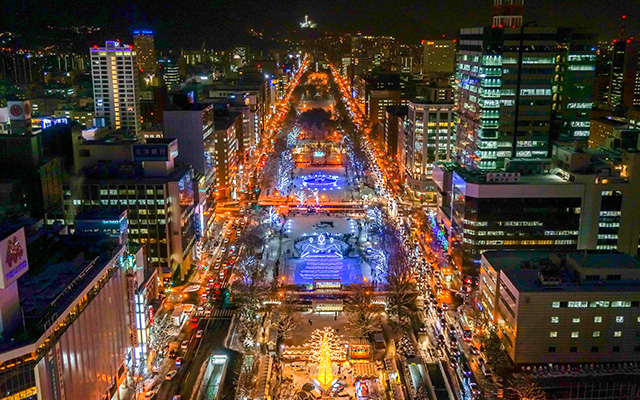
[551, 316, 559, 324]
[573, 318, 580, 323]
[594, 316, 602, 323]
[616, 316, 624, 323]
[593, 331, 600, 337]
[614, 331, 622, 337]
[571, 331, 579, 338]
[550, 331, 557, 338]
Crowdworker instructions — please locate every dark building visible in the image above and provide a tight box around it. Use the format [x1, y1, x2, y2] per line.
[384, 106, 408, 160]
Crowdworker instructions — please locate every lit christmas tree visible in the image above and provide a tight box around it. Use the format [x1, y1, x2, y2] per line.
[307, 328, 345, 388]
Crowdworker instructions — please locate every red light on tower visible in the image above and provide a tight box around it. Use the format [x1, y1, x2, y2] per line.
[623, 15, 627, 19]
[93, 45, 98, 49]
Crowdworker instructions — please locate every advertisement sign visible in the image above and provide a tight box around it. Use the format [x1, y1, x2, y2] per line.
[313, 279, 341, 290]
[7, 100, 32, 120]
[0, 228, 29, 289]
[133, 144, 170, 161]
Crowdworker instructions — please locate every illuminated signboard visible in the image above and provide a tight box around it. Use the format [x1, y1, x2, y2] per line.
[0, 228, 29, 289]
[313, 279, 341, 290]
[42, 117, 69, 129]
[133, 30, 153, 35]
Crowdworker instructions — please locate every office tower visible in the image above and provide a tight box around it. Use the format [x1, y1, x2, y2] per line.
[433, 149, 640, 276]
[133, 30, 157, 76]
[164, 103, 217, 224]
[90, 41, 141, 139]
[405, 100, 455, 203]
[422, 40, 456, 75]
[65, 132, 197, 283]
[608, 39, 640, 108]
[492, 0, 524, 28]
[552, 30, 598, 142]
[212, 112, 242, 200]
[479, 250, 640, 366]
[456, 27, 596, 170]
[0, 224, 132, 400]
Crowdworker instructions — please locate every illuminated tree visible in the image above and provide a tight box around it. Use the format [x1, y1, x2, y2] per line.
[313, 189, 320, 206]
[306, 328, 346, 387]
[295, 189, 310, 206]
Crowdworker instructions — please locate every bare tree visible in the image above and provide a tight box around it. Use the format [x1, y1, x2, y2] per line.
[235, 358, 259, 400]
[344, 284, 382, 337]
[236, 225, 267, 255]
[270, 377, 295, 400]
[508, 375, 547, 400]
[273, 303, 300, 341]
[385, 266, 417, 329]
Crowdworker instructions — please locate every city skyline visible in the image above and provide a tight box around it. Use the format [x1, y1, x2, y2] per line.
[2, 0, 640, 49]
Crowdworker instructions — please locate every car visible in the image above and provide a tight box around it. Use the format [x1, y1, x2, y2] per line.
[469, 345, 480, 355]
[442, 303, 449, 311]
[477, 357, 485, 366]
[165, 370, 178, 380]
[190, 316, 198, 324]
[172, 396, 182, 400]
[450, 338, 458, 348]
[168, 349, 177, 359]
[462, 364, 472, 376]
[196, 329, 203, 338]
[204, 309, 212, 317]
[463, 329, 473, 341]
[436, 307, 443, 317]
[450, 347, 461, 357]
[215, 257, 221, 263]
[175, 357, 183, 366]
[469, 382, 482, 397]
[181, 340, 189, 350]
[418, 324, 428, 334]
[448, 357, 458, 369]
[145, 389, 157, 398]
[223, 237, 229, 243]
[221, 246, 227, 253]
[449, 325, 457, 335]
[437, 334, 446, 344]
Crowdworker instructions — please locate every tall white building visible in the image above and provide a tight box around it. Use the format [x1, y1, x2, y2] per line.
[90, 41, 141, 138]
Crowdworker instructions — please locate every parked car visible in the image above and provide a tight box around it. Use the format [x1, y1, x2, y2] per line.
[145, 389, 157, 398]
[469, 345, 480, 355]
[175, 357, 183, 366]
[181, 340, 189, 350]
[462, 364, 472, 376]
[196, 329, 203, 339]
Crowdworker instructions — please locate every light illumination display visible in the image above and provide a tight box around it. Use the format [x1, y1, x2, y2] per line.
[302, 171, 339, 189]
[297, 233, 346, 259]
[428, 210, 449, 251]
[307, 328, 345, 388]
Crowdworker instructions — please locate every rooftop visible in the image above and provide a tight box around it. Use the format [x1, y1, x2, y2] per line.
[483, 250, 640, 293]
[82, 161, 191, 184]
[165, 103, 212, 112]
[214, 112, 241, 131]
[591, 117, 628, 128]
[0, 231, 122, 352]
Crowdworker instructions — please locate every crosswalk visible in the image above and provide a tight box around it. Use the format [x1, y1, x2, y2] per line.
[204, 309, 235, 319]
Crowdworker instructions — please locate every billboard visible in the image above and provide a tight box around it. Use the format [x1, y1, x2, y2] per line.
[133, 144, 170, 161]
[0, 228, 29, 289]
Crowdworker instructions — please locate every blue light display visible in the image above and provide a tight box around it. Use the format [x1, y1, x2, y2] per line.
[428, 210, 449, 251]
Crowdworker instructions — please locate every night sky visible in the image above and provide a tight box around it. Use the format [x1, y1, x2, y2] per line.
[2, 0, 639, 49]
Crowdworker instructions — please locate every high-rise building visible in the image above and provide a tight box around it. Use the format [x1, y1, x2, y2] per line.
[456, 26, 596, 170]
[405, 100, 456, 202]
[383, 105, 408, 161]
[212, 112, 242, 200]
[90, 41, 141, 139]
[422, 40, 456, 75]
[133, 30, 157, 77]
[607, 39, 640, 108]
